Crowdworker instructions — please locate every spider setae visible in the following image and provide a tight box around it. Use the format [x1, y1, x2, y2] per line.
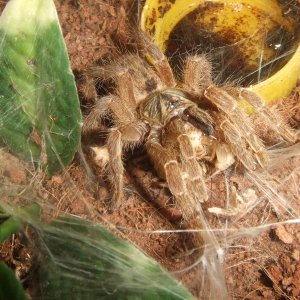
[84, 32, 296, 226]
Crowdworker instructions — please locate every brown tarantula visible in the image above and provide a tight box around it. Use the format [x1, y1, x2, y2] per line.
[84, 33, 296, 224]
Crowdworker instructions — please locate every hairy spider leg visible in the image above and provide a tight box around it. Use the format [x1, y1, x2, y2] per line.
[82, 95, 112, 133]
[107, 72, 149, 209]
[240, 89, 297, 143]
[107, 129, 123, 209]
[138, 32, 176, 87]
[145, 122, 207, 249]
[204, 86, 268, 169]
[146, 119, 208, 213]
[218, 113, 262, 170]
[183, 54, 213, 93]
[163, 118, 209, 202]
[115, 72, 137, 112]
[177, 134, 208, 203]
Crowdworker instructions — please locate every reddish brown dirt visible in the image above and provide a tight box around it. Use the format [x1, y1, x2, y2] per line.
[1, 1, 300, 299]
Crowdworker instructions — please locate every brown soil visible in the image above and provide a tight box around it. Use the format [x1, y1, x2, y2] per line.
[1, 0, 300, 299]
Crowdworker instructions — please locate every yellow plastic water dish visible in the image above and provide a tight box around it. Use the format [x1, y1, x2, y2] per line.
[141, 0, 300, 106]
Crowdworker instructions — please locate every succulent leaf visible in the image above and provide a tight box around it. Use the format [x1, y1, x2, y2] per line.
[35, 216, 195, 300]
[0, 0, 82, 174]
[0, 262, 28, 300]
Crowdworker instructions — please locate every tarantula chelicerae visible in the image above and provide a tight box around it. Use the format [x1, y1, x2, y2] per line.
[84, 33, 296, 223]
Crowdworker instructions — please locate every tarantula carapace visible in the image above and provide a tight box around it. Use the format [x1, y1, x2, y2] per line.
[84, 33, 296, 223]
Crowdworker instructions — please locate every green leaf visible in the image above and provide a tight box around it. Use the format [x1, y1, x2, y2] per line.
[0, 0, 82, 174]
[0, 262, 28, 300]
[0, 202, 40, 243]
[34, 216, 195, 300]
[0, 216, 22, 244]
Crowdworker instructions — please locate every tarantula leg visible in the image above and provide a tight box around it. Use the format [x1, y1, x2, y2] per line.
[146, 133, 197, 210]
[165, 160, 201, 230]
[240, 89, 297, 143]
[204, 86, 239, 114]
[183, 55, 213, 93]
[165, 160, 205, 249]
[82, 95, 112, 133]
[205, 86, 268, 164]
[137, 31, 176, 87]
[152, 122, 208, 206]
[107, 122, 149, 209]
[145, 137, 176, 179]
[177, 134, 208, 202]
[84, 72, 138, 133]
[164, 161, 189, 213]
[219, 116, 267, 170]
[107, 129, 124, 209]
[115, 72, 137, 113]
[109, 94, 136, 124]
